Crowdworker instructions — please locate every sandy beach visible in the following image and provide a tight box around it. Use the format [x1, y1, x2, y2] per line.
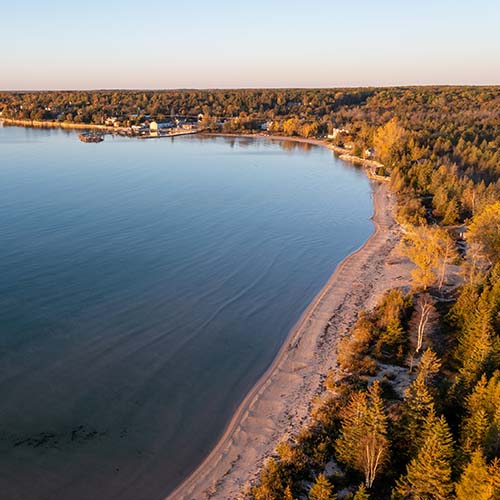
[1, 123, 409, 499]
[168, 166, 413, 499]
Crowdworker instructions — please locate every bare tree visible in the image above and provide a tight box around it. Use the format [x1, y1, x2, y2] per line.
[408, 294, 438, 372]
[436, 229, 458, 290]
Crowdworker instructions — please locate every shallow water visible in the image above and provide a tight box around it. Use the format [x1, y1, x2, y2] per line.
[0, 126, 373, 500]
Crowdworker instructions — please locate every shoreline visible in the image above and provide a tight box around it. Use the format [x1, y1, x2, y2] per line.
[1, 122, 405, 498]
[167, 141, 411, 499]
[1, 120, 385, 177]
[0, 117, 119, 132]
[200, 132, 388, 180]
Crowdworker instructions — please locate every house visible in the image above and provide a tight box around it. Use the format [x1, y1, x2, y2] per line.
[105, 117, 119, 126]
[150, 121, 173, 132]
[327, 127, 349, 140]
[131, 124, 148, 134]
[181, 123, 197, 131]
[260, 121, 273, 131]
[363, 148, 375, 159]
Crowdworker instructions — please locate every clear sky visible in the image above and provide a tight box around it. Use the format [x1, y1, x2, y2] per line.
[2, 0, 500, 89]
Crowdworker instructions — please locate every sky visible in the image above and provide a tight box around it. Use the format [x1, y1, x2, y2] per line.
[2, 0, 500, 89]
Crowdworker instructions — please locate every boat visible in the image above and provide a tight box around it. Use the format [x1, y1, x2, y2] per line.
[78, 132, 104, 143]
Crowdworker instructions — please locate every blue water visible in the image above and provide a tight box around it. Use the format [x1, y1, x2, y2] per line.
[0, 126, 373, 500]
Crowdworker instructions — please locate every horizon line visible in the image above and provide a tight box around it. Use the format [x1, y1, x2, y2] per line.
[2, 83, 500, 93]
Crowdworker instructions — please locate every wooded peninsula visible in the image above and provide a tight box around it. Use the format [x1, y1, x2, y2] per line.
[2, 87, 500, 500]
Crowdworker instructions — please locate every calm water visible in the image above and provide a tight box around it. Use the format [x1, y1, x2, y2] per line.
[0, 126, 373, 500]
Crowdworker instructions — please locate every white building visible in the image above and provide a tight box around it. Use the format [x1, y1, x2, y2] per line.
[150, 121, 173, 132]
[327, 127, 349, 140]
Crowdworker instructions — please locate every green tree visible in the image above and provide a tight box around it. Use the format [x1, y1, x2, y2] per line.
[456, 290, 497, 390]
[251, 458, 287, 500]
[398, 373, 436, 460]
[309, 473, 336, 500]
[284, 485, 296, 500]
[455, 449, 500, 500]
[394, 412, 454, 500]
[461, 371, 500, 459]
[353, 484, 370, 500]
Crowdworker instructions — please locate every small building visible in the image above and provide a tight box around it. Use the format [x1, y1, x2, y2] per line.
[327, 127, 349, 140]
[363, 148, 375, 159]
[150, 121, 173, 132]
[131, 124, 148, 134]
[260, 120, 273, 131]
[181, 123, 197, 131]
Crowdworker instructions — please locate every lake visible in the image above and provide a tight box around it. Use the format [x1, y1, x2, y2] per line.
[0, 126, 373, 500]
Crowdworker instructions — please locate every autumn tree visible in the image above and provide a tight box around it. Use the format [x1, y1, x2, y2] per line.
[403, 227, 440, 290]
[468, 201, 500, 267]
[373, 289, 411, 363]
[373, 117, 406, 166]
[403, 226, 458, 290]
[435, 228, 458, 289]
[251, 458, 288, 500]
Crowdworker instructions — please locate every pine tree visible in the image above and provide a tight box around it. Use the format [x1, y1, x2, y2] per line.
[457, 290, 496, 390]
[283, 484, 296, 500]
[353, 483, 370, 500]
[461, 371, 500, 458]
[397, 349, 441, 460]
[308, 473, 336, 500]
[455, 449, 498, 500]
[395, 412, 454, 500]
[398, 374, 435, 459]
[251, 458, 286, 500]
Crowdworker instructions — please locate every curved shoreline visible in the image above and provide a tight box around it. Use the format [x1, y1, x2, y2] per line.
[1, 122, 404, 498]
[167, 153, 410, 498]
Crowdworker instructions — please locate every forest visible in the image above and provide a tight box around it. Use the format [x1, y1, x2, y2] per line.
[1, 87, 500, 227]
[2, 87, 500, 498]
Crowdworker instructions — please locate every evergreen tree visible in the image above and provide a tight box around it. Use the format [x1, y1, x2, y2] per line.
[461, 371, 500, 459]
[455, 449, 499, 500]
[394, 412, 454, 500]
[283, 484, 296, 500]
[398, 374, 435, 459]
[353, 483, 370, 500]
[457, 289, 496, 390]
[308, 473, 336, 500]
[251, 458, 287, 500]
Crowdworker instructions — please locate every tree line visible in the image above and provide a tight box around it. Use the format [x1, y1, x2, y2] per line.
[2, 87, 499, 227]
